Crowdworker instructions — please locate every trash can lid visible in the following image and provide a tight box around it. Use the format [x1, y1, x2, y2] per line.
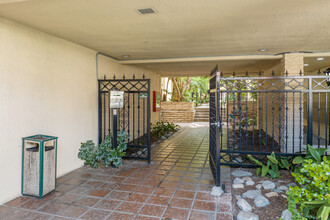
[23, 134, 58, 142]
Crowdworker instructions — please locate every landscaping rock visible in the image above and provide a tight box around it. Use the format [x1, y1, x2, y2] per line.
[281, 194, 288, 199]
[242, 177, 253, 181]
[242, 190, 262, 199]
[254, 195, 270, 207]
[231, 169, 253, 177]
[234, 178, 245, 184]
[237, 199, 252, 212]
[210, 186, 224, 197]
[246, 180, 255, 186]
[233, 184, 244, 189]
[256, 184, 262, 189]
[236, 195, 242, 200]
[281, 209, 293, 220]
[287, 183, 297, 187]
[161, 136, 167, 140]
[262, 181, 275, 190]
[272, 189, 283, 193]
[237, 211, 259, 220]
[235, 156, 243, 163]
[265, 192, 278, 198]
[278, 185, 289, 191]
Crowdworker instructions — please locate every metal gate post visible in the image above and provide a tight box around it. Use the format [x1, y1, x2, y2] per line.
[113, 109, 118, 147]
[307, 78, 313, 146]
[215, 69, 221, 186]
[98, 81, 102, 145]
[147, 79, 151, 163]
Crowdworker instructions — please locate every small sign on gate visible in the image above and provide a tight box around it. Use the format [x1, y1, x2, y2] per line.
[139, 93, 148, 99]
[110, 91, 124, 108]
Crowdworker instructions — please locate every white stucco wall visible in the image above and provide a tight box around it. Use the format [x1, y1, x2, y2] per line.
[0, 17, 160, 204]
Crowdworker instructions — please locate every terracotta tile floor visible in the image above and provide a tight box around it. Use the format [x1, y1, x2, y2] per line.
[0, 123, 233, 220]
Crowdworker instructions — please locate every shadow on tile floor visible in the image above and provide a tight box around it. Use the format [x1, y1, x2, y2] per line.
[0, 123, 233, 220]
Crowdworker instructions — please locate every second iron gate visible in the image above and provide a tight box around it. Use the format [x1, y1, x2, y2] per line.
[209, 65, 330, 184]
[98, 75, 151, 163]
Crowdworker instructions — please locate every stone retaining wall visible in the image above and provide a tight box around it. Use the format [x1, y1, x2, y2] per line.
[161, 102, 195, 122]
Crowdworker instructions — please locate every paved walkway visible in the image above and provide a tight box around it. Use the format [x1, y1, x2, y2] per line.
[0, 123, 232, 220]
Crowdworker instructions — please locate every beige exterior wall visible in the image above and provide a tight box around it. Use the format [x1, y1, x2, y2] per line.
[0, 17, 160, 204]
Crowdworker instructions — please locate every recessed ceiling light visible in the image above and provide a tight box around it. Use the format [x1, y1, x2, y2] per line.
[137, 8, 156, 15]
[316, 57, 324, 61]
[304, 64, 309, 66]
[258, 49, 267, 52]
[122, 55, 130, 58]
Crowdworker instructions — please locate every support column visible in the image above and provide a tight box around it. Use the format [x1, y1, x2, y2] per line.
[281, 53, 304, 154]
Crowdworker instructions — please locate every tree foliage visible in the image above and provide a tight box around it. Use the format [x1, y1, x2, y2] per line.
[163, 77, 209, 102]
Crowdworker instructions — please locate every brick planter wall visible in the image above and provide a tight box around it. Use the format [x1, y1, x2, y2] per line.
[161, 102, 195, 122]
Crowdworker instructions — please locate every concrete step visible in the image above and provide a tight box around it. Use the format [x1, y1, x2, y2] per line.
[195, 108, 209, 112]
[195, 117, 209, 120]
[195, 111, 209, 115]
[195, 115, 209, 119]
[194, 118, 209, 122]
[195, 112, 209, 116]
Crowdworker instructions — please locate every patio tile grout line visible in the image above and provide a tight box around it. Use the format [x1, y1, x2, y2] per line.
[100, 126, 192, 219]
[186, 129, 213, 220]
[77, 128, 190, 219]
[159, 127, 206, 219]
[130, 125, 194, 219]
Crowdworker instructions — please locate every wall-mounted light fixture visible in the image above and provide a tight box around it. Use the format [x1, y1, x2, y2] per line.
[323, 67, 330, 87]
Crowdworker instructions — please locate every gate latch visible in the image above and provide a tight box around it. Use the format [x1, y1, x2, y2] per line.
[211, 121, 221, 128]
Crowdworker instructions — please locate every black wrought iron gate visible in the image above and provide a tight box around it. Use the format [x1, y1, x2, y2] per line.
[98, 75, 151, 163]
[209, 65, 330, 184]
[209, 66, 221, 186]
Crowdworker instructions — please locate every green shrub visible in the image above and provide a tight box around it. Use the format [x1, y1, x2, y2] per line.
[78, 131, 129, 168]
[287, 156, 330, 220]
[151, 122, 180, 138]
[247, 152, 293, 179]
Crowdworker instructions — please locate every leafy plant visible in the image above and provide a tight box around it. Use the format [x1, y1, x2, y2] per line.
[78, 131, 129, 168]
[287, 156, 330, 220]
[151, 122, 180, 138]
[304, 195, 330, 220]
[78, 140, 98, 167]
[247, 152, 294, 179]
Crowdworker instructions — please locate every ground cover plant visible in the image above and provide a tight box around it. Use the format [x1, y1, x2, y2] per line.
[286, 146, 330, 220]
[78, 131, 129, 168]
[247, 152, 294, 179]
[243, 145, 329, 220]
[151, 121, 180, 138]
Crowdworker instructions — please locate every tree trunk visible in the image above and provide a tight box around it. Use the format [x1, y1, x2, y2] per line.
[171, 77, 180, 101]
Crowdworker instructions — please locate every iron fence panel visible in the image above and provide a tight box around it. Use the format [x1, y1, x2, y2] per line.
[98, 75, 151, 162]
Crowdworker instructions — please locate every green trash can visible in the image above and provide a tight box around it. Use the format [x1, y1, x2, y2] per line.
[22, 135, 58, 198]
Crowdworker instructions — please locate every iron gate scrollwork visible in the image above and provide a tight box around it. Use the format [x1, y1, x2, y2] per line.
[209, 65, 330, 184]
[98, 75, 151, 163]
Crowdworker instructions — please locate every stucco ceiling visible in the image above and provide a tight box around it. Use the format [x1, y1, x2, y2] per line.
[0, 0, 330, 62]
[137, 59, 281, 77]
[304, 56, 330, 73]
